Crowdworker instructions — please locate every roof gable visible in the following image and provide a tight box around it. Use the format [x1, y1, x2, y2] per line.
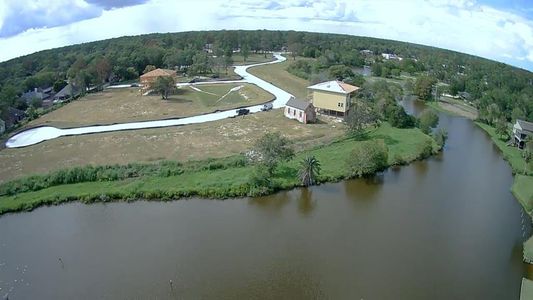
[307, 80, 359, 94]
[517, 119, 533, 133]
[286, 98, 312, 110]
[54, 83, 81, 98]
[140, 68, 176, 78]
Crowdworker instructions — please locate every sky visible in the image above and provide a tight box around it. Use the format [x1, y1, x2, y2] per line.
[0, 0, 532, 71]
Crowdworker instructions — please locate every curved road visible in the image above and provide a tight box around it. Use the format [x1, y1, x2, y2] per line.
[6, 54, 294, 148]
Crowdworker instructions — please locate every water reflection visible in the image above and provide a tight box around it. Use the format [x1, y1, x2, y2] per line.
[297, 188, 316, 216]
[248, 191, 290, 214]
[343, 175, 383, 203]
[0, 98, 528, 299]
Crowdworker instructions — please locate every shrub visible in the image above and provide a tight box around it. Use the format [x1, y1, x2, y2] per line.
[347, 140, 389, 177]
[417, 139, 435, 159]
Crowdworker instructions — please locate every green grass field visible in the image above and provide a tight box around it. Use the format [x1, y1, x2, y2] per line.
[180, 83, 271, 107]
[0, 123, 434, 215]
[521, 278, 533, 300]
[513, 175, 533, 263]
[248, 57, 310, 100]
[232, 53, 275, 65]
[512, 175, 533, 214]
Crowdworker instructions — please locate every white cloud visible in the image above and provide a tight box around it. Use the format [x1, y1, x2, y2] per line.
[0, 0, 531, 70]
[0, 0, 102, 37]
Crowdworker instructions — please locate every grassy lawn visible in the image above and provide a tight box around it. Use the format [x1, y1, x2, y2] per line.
[248, 56, 310, 100]
[521, 278, 533, 300]
[512, 175, 533, 214]
[433, 97, 478, 119]
[26, 84, 273, 128]
[0, 110, 345, 182]
[0, 123, 434, 215]
[232, 53, 275, 65]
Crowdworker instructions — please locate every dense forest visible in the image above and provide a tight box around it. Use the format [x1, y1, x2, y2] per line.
[0, 30, 531, 126]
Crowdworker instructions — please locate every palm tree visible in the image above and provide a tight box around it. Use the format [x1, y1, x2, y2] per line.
[298, 156, 321, 187]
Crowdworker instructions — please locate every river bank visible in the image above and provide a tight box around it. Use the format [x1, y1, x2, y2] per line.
[0, 122, 436, 216]
[0, 105, 525, 299]
[467, 121, 533, 268]
[426, 99, 478, 120]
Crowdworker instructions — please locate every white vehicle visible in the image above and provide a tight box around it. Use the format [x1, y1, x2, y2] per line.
[261, 103, 273, 111]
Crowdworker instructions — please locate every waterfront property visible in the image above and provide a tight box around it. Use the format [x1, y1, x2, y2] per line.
[284, 98, 316, 124]
[307, 80, 359, 119]
[513, 119, 533, 149]
[140, 68, 177, 93]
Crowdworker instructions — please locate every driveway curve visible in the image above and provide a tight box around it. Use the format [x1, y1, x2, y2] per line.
[5, 54, 294, 148]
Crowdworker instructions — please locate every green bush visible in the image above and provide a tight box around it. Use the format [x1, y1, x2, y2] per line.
[0, 160, 185, 196]
[347, 139, 389, 177]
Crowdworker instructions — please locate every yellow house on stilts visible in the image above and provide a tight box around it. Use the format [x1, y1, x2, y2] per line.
[307, 80, 359, 119]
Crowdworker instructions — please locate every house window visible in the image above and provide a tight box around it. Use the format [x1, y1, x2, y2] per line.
[299, 111, 302, 118]
[293, 109, 296, 116]
[288, 108, 291, 114]
[338, 103, 344, 108]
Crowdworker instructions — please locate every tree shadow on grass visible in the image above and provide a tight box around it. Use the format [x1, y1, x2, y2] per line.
[164, 97, 193, 104]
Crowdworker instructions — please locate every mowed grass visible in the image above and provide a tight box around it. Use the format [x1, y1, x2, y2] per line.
[0, 123, 434, 215]
[248, 56, 310, 100]
[512, 175, 533, 214]
[189, 84, 270, 107]
[521, 278, 533, 300]
[0, 110, 345, 182]
[27, 83, 273, 128]
[232, 53, 275, 65]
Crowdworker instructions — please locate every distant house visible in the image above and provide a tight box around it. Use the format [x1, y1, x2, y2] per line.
[284, 98, 316, 124]
[1, 107, 26, 130]
[0, 118, 5, 135]
[513, 119, 533, 149]
[360, 49, 373, 55]
[204, 43, 214, 53]
[382, 53, 403, 61]
[53, 83, 81, 102]
[139, 68, 177, 93]
[307, 80, 360, 118]
[21, 87, 52, 104]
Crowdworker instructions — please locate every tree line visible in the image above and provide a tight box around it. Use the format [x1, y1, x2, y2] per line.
[0, 30, 531, 123]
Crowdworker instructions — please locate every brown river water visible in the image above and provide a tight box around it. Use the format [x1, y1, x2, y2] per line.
[0, 100, 531, 299]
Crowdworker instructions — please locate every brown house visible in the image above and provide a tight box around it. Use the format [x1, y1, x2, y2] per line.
[284, 98, 316, 124]
[139, 68, 177, 93]
[307, 80, 359, 118]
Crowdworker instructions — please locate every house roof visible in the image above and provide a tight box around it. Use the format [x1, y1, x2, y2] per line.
[54, 83, 80, 99]
[286, 98, 313, 110]
[21, 90, 47, 101]
[517, 119, 533, 133]
[307, 80, 359, 94]
[140, 68, 176, 79]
